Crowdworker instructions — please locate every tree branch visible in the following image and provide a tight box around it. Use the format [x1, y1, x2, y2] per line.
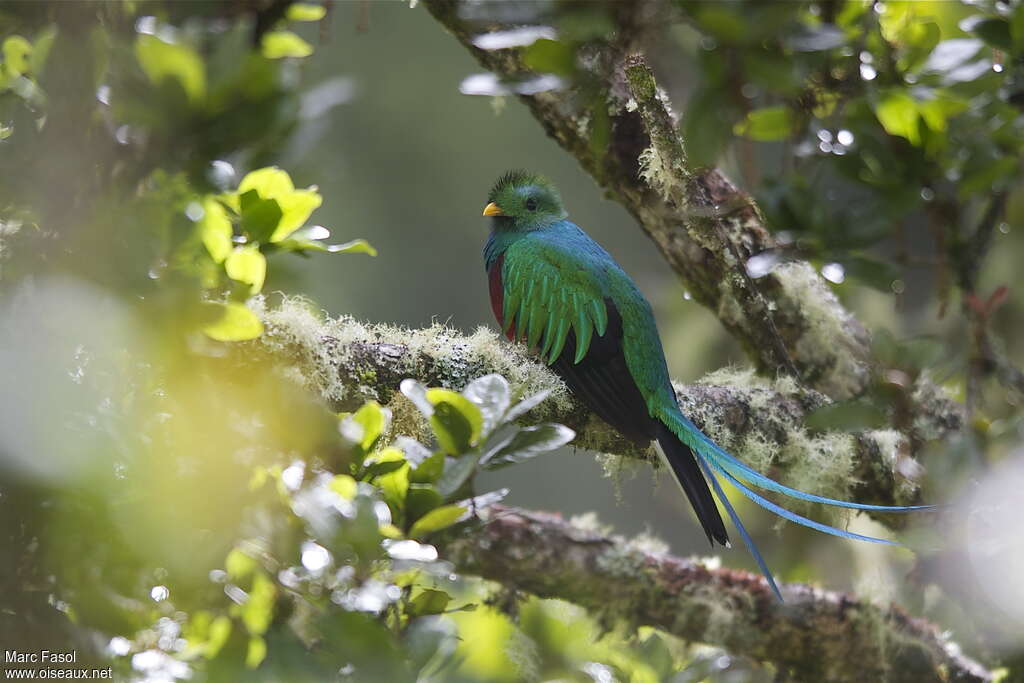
[440, 505, 992, 683]
[257, 301, 956, 522]
[424, 0, 872, 400]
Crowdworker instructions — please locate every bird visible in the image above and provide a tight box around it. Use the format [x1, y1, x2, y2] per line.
[481, 170, 928, 600]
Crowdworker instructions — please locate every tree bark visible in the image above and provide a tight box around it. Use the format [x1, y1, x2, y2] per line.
[440, 505, 992, 683]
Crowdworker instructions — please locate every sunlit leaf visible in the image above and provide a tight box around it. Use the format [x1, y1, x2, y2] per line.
[246, 636, 267, 669]
[135, 34, 206, 103]
[225, 246, 267, 294]
[733, 106, 796, 141]
[272, 190, 322, 242]
[202, 302, 264, 341]
[328, 238, 377, 255]
[426, 389, 483, 455]
[351, 401, 390, 452]
[198, 198, 232, 263]
[330, 474, 358, 500]
[875, 91, 920, 145]
[239, 167, 294, 198]
[409, 505, 466, 538]
[261, 31, 314, 59]
[240, 573, 276, 635]
[2, 36, 32, 77]
[226, 548, 258, 581]
[407, 589, 451, 617]
[287, 3, 327, 21]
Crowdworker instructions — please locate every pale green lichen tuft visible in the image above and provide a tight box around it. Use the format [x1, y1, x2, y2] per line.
[255, 296, 573, 415]
[772, 262, 868, 398]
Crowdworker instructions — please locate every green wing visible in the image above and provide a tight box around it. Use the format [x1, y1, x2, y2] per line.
[501, 241, 609, 365]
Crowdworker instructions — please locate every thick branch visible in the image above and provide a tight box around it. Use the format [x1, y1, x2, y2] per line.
[424, 0, 872, 400]
[440, 506, 992, 683]
[257, 302, 958, 521]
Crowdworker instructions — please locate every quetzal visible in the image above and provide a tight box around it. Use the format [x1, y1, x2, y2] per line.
[481, 170, 927, 600]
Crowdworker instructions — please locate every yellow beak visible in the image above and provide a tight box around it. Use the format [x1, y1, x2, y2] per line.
[482, 202, 504, 217]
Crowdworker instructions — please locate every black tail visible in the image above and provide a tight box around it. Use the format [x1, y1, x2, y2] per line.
[654, 422, 729, 547]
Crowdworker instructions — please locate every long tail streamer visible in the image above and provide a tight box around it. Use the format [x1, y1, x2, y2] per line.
[664, 411, 933, 602]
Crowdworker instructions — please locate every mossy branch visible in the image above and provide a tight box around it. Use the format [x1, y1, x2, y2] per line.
[439, 505, 992, 683]
[423, 0, 872, 400]
[257, 300, 954, 523]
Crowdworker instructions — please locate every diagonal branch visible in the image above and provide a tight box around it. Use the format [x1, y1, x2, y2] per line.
[257, 301, 957, 522]
[424, 0, 872, 400]
[439, 505, 992, 683]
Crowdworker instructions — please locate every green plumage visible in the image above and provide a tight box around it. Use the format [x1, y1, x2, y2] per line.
[483, 171, 929, 602]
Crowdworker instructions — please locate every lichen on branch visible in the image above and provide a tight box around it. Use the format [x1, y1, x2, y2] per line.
[254, 298, 943, 523]
[439, 505, 992, 683]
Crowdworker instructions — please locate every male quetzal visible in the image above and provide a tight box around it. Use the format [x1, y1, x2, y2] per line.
[481, 170, 926, 600]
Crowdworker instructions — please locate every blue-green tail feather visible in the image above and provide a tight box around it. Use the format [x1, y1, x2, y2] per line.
[696, 455, 783, 601]
[670, 413, 933, 512]
[661, 410, 929, 602]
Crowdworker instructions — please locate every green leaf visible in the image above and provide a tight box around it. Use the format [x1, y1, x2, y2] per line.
[246, 636, 267, 669]
[967, 17, 1013, 51]
[426, 389, 483, 455]
[410, 451, 445, 484]
[482, 424, 575, 469]
[1013, 6, 1024, 52]
[202, 302, 263, 341]
[407, 589, 451, 617]
[436, 453, 480, 498]
[236, 167, 322, 242]
[733, 106, 796, 141]
[261, 31, 314, 59]
[225, 246, 267, 294]
[330, 474, 358, 500]
[875, 91, 920, 145]
[327, 238, 377, 255]
[239, 167, 295, 198]
[135, 34, 206, 103]
[406, 485, 443, 526]
[351, 401, 390, 452]
[226, 548, 258, 581]
[206, 616, 232, 658]
[522, 39, 575, 75]
[272, 189, 322, 242]
[917, 94, 967, 133]
[198, 198, 233, 263]
[287, 3, 327, 21]
[240, 195, 283, 244]
[461, 374, 511, 436]
[2, 36, 32, 77]
[409, 505, 466, 538]
[241, 573, 276, 635]
[373, 448, 409, 515]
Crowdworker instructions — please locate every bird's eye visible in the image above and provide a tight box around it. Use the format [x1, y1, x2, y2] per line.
[525, 198, 538, 211]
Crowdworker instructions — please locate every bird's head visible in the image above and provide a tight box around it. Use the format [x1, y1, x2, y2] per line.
[482, 170, 568, 231]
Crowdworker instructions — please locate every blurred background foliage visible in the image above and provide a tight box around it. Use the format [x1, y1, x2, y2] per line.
[0, 0, 1022, 680]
